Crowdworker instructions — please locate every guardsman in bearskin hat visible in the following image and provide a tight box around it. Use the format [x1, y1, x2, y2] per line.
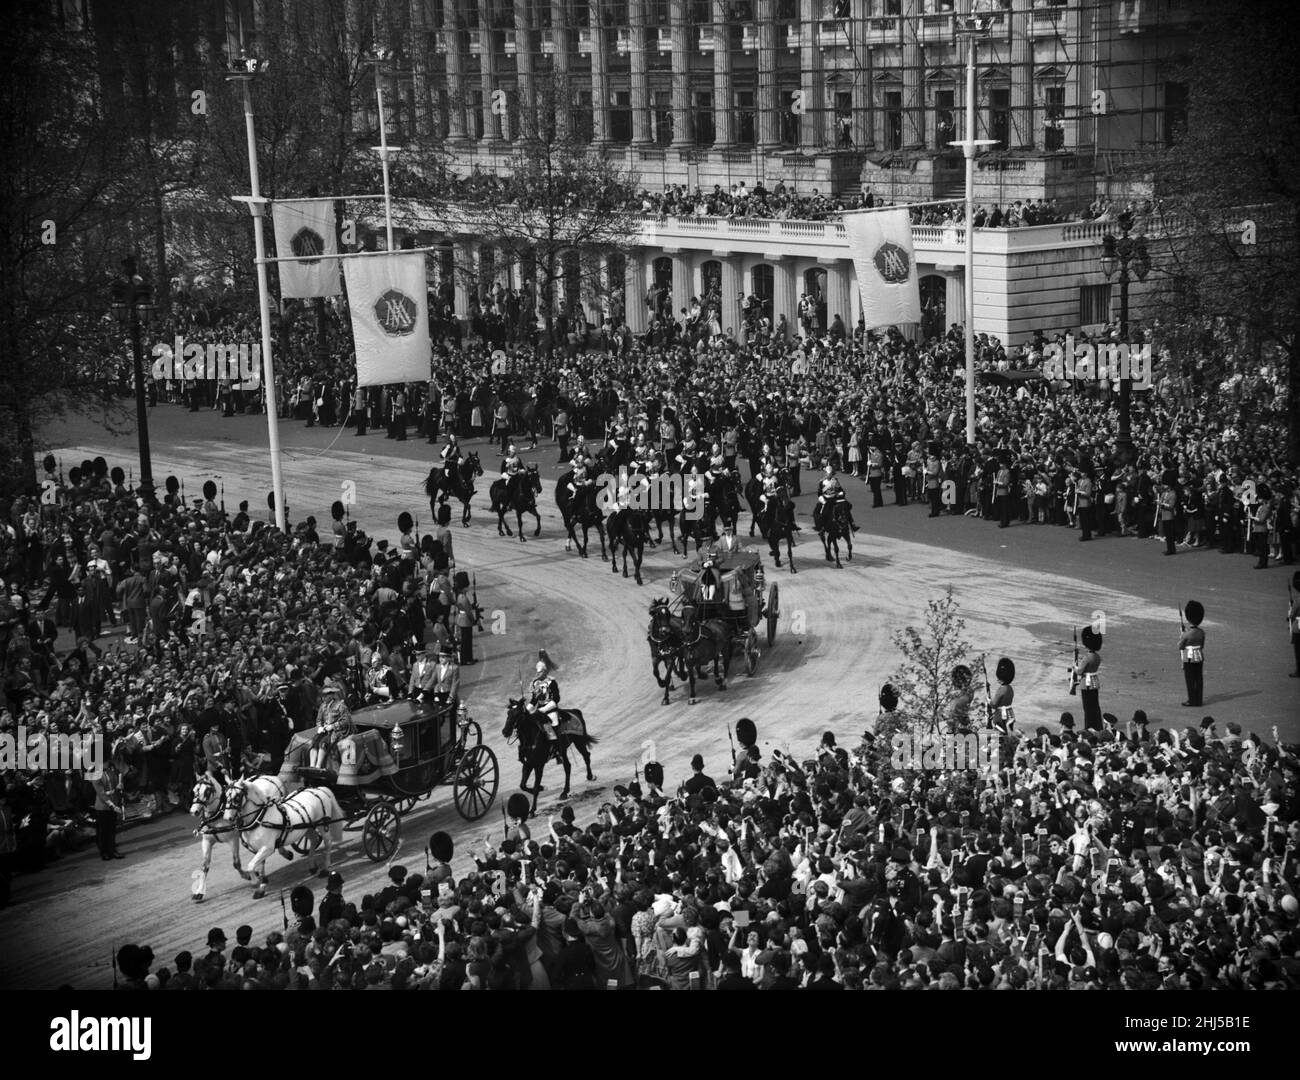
[732, 717, 760, 784]
[289, 884, 316, 935]
[426, 831, 455, 888]
[1073, 626, 1104, 730]
[527, 650, 561, 742]
[1288, 571, 1300, 677]
[1179, 600, 1206, 707]
[990, 658, 1015, 732]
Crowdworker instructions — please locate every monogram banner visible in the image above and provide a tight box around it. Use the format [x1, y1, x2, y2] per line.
[343, 252, 431, 387]
[270, 198, 341, 298]
[842, 208, 922, 330]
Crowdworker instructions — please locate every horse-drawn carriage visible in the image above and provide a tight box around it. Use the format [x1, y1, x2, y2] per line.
[650, 547, 780, 703]
[277, 698, 499, 863]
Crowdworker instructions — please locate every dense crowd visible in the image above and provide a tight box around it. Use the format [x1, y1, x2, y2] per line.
[105, 707, 1298, 990]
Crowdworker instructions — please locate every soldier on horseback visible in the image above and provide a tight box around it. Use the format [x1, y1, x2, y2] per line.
[814, 465, 859, 533]
[500, 443, 523, 480]
[440, 433, 462, 471]
[527, 652, 561, 743]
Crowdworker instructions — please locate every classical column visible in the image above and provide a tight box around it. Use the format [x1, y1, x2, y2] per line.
[769, 256, 798, 337]
[410, 0, 434, 139]
[445, 3, 469, 144]
[799, 0, 823, 150]
[668, 249, 692, 320]
[480, 1, 502, 144]
[670, 0, 692, 148]
[711, 0, 734, 149]
[902, 0, 924, 148]
[590, 3, 611, 145]
[551, 1, 572, 140]
[625, 256, 648, 333]
[825, 260, 853, 332]
[454, 239, 477, 317]
[946, 271, 965, 329]
[1010, 6, 1032, 149]
[757, 0, 780, 149]
[514, 0, 536, 138]
[717, 253, 742, 337]
[630, 0, 652, 146]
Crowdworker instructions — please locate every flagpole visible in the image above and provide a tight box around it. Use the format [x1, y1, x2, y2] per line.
[376, 80, 395, 252]
[963, 31, 977, 448]
[229, 56, 286, 533]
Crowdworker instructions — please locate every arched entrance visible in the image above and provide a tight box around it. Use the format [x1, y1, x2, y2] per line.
[920, 274, 947, 342]
[651, 256, 673, 317]
[700, 260, 722, 308]
[803, 267, 827, 334]
[751, 264, 774, 323]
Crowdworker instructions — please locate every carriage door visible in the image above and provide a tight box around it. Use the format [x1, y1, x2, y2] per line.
[803, 268, 827, 334]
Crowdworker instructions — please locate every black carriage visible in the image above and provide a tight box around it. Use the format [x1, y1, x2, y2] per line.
[668, 548, 780, 675]
[278, 699, 499, 862]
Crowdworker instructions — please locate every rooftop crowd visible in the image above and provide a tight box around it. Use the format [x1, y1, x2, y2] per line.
[106, 707, 1298, 990]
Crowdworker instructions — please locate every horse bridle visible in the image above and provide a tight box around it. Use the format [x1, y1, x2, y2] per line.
[191, 777, 233, 836]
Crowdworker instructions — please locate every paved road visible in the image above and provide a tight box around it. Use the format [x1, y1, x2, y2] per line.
[4, 403, 1293, 988]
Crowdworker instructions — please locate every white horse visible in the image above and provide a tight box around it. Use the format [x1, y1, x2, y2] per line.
[189, 773, 289, 902]
[223, 782, 344, 899]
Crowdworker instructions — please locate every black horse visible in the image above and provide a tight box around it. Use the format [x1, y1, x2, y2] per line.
[502, 698, 597, 811]
[606, 506, 649, 585]
[674, 603, 732, 704]
[555, 472, 607, 559]
[816, 498, 854, 568]
[425, 452, 482, 527]
[490, 465, 542, 540]
[647, 598, 682, 705]
[760, 483, 799, 572]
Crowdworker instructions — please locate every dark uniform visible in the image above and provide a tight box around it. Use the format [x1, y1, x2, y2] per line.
[989, 658, 1015, 732]
[1288, 571, 1300, 677]
[1073, 627, 1103, 729]
[1178, 600, 1205, 707]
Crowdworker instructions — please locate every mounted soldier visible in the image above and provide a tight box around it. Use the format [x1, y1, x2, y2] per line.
[813, 464, 859, 533]
[527, 650, 562, 742]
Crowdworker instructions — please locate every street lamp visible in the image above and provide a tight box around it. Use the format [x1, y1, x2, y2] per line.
[111, 256, 156, 502]
[1098, 210, 1150, 460]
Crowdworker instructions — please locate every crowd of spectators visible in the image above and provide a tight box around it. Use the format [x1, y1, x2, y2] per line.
[105, 707, 1298, 990]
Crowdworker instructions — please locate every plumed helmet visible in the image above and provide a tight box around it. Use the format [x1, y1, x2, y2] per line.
[735, 717, 757, 748]
[289, 885, 314, 917]
[506, 792, 531, 820]
[1184, 600, 1204, 626]
[952, 665, 972, 689]
[203, 480, 217, 501]
[427, 831, 454, 863]
[996, 657, 1015, 684]
[1081, 626, 1102, 650]
[878, 684, 899, 711]
[397, 511, 413, 534]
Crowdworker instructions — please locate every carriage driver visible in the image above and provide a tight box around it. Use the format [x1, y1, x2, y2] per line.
[814, 465, 860, 533]
[527, 651, 561, 742]
[309, 678, 353, 770]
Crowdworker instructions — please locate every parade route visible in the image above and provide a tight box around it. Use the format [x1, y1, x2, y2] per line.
[3, 402, 1295, 989]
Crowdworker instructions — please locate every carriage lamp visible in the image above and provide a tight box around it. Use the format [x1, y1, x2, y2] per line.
[390, 722, 405, 756]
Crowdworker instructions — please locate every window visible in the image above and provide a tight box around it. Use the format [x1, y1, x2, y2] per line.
[781, 96, 799, 144]
[471, 90, 484, 138]
[1163, 81, 1188, 147]
[654, 90, 673, 145]
[885, 90, 903, 150]
[572, 90, 593, 143]
[694, 91, 714, 146]
[1079, 283, 1111, 327]
[751, 265, 774, 319]
[935, 88, 955, 149]
[990, 87, 1009, 149]
[777, 0, 797, 19]
[736, 89, 756, 144]
[692, 0, 711, 22]
[1044, 85, 1065, 151]
[611, 90, 632, 143]
[835, 90, 854, 147]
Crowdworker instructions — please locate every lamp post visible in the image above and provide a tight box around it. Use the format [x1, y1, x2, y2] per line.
[952, 4, 998, 449]
[1098, 209, 1151, 461]
[111, 256, 156, 502]
[226, 48, 287, 532]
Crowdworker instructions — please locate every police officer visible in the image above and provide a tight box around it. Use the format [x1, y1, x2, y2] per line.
[454, 573, 478, 666]
[1179, 600, 1205, 707]
[1073, 626, 1103, 729]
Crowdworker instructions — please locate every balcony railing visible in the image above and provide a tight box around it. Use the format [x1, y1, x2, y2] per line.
[466, 29, 481, 55]
[919, 13, 953, 43]
[616, 27, 632, 53]
[434, 30, 449, 54]
[741, 25, 758, 52]
[576, 27, 593, 53]
[699, 27, 716, 52]
[818, 20, 850, 48]
[540, 28, 555, 54]
[785, 23, 802, 50]
[1029, 6, 1065, 38]
[502, 29, 516, 54]
[656, 27, 672, 51]
[865, 15, 899, 44]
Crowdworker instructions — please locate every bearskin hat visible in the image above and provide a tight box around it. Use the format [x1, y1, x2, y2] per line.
[203, 480, 218, 501]
[878, 684, 899, 711]
[111, 466, 125, 486]
[735, 717, 757, 748]
[996, 657, 1015, 684]
[427, 831, 454, 863]
[397, 511, 413, 534]
[42, 453, 56, 474]
[289, 885, 314, 917]
[643, 761, 665, 788]
[1081, 626, 1103, 650]
[165, 475, 180, 494]
[92, 456, 108, 478]
[1184, 600, 1204, 626]
[331, 500, 345, 520]
[506, 792, 531, 820]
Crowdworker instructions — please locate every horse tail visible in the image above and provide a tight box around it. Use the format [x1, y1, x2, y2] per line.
[423, 469, 440, 498]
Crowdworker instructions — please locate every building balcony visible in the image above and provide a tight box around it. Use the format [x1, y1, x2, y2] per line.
[1028, 6, 1066, 38]
[699, 27, 716, 52]
[540, 28, 555, 55]
[577, 27, 593, 54]
[864, 16, 900, 45]
[785, 23, 802, 50]
[918, 13, 953, 44]
[502, 29, 516, 54]
[434, 30, 449, 54]
[818, 20, 850, 48]
[616, 27, 632, 53]
[466, 29, 482, 55]
[741, 25, 758, 52]
[656, 27, 672, 52]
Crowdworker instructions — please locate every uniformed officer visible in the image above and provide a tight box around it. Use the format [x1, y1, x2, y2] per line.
[440, 433, 462, 471]
[1075, 467, 1094, 541]
[1179, 599, 1205, 707]
[454, 574, 478, 666]
[866, 445, 885, 508]
[814, 465, 859, 533]
[989, 657, 1015, 732]
[527, 651, 561, 742]
[1073, 626, 1103, 729]
[1288, 571, 1300, 677]
[500, 443, 522, 480]
[309, 679, 352, 769]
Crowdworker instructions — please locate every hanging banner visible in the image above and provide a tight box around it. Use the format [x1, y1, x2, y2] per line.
[271, 198, 340, 298]
[842, 208, 922, 330]
[344, 251, 431, 387]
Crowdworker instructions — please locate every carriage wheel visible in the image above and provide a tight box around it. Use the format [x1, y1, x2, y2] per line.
[361, 799, 400, 863]
[744, 630, 760, 676]
[394, 794, 422, 815]
[453, 745, 499, 821]
[766, 583, 780, 647]
[464, 717, 483, 748]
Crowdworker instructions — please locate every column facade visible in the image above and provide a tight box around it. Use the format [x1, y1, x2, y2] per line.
[514, 0, 536, 138]
[670, 0, 692, 148]
[445, 3, 469, 143]
[757, 0, 780, 149]
[718, 254, 742, 337]
[769, 257, 798, 336]
[551, 1, 572, 140]
[625, 256, 648, 333]
[902, 1, 924, 148]
[851, 0, 872, 149]
[480, 1, 502, 144]
[590, 3, 611, 144]
[712, 0, 734, 148]
[630, 0, 652, 145]
[799, 0, 823, 150]
[454, 239, 477, 316]
[668, 249, 692, 319]
[1010, 11, 1033, 149]
[825, 261, 853, 332]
